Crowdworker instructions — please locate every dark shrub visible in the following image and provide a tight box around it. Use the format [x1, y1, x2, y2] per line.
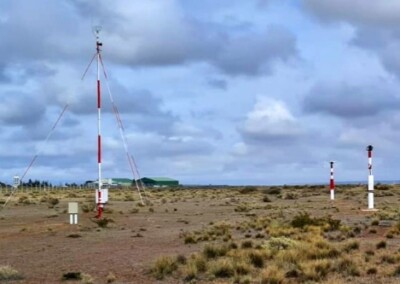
[239, 186, 258, 194]
[262, 187, 282, 195]
[262, 196, 272, 203]
[376, 241, 387, 249]
[291, 212, 314, 228]
[62, 272, 81, 280]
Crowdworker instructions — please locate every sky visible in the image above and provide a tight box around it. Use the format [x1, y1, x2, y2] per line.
[1, 0, 400, 186]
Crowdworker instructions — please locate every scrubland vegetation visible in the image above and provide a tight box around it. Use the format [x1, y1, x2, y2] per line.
[1, 184, 400, 283]
[148, 184, 400, 283]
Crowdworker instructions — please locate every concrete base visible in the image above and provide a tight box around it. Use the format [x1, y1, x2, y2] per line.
[361, 208, 379, 212]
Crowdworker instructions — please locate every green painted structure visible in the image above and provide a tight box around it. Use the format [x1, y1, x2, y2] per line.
[139, 177, 179, 187]
[87, 178, 133, 188]
[109, 178, 132, 187]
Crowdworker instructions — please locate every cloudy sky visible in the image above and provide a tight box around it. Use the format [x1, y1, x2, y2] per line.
[1, 0, 400, 186]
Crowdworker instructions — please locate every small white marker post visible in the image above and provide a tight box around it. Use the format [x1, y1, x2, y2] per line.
[68, 202, 79, 225]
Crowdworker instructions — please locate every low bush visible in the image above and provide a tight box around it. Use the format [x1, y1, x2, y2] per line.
[342, 240, 359, 253]
[182, 261, 198, 281]
[262, 196, 271, 203]
[283, 192, 298, 200]
[265, 237, 297, 251]
[18, 196, 32, 205]
[241, 240, 253, 249]
[371, 219, 379, 226]
[67, 233, 82, 238]
[260, 265, 285, 284]
[392, 266, 400, 276]
[376, 184, 391, 191]
[0, 265, 23, 281]
[176, 254, 187, 265]
[210, 259, 235, 278]
[203, 244, 229, 259]
[95, 217, 114, 228]
[235, 204, 251, 213]
[150, 256, 178, 280]
[335, 258, 360, 277]
[106, 272, 116, 283]
[48, 197, 59, 206]
[234, 260, 251, 276]
[376, 240, 387, 249]
[290, 212, 314, 228]
[248, 250, 265, 268]
[81, 273, 94, 284]
[82, 203, 95, 213]
[301, 259, 332, 281]
[290, 212, 341, 231]
[381, 254, 397, 264]
[239, 186, 258, 194]
[184, 234, 197, 244]
[62, 272, 81, 280]
[262, 187, 282, 195]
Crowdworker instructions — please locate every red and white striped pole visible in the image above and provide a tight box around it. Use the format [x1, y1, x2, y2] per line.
[95, 28, 103, 219]
[330, 161, 335, 200]
[366, 145, 374, 209]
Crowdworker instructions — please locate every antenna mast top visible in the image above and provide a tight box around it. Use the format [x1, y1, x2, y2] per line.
[93, 25, 102, 38]
[92, 25, 103, 47]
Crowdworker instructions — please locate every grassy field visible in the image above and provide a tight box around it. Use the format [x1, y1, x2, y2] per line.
[1, 184, 400, 283]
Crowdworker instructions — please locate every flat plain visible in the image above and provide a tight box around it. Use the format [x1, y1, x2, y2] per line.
[1, 184, 400, 283]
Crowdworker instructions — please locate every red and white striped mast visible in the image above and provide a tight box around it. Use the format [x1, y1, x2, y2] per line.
[329, 161, 335, 200]
[95, 27, 104, 219]
[366, 145, 374, 210]
[81, 26, 109, 219]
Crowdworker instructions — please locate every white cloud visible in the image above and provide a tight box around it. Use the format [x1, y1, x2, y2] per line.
[304, 0, 400, 26]
[2, 1, 400, 185]
[303, 0, 400, 79]
[232, 142, 248, 156]
[241, 97, 302, 141]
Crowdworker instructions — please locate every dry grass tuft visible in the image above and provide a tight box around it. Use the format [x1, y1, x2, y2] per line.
[106, 272, 116, 283]
[80, 273, 94, 284]
[301, 259, 332, 281]
[260, 264, 285, 284]
[0, 265, 23, 281]
[150, 256, 178, 280]
[210, 258, 235, 278]
[203, 243, 229, 259]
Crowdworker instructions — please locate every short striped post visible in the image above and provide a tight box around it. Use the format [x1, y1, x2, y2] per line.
[330, 161, 335, 200]
[366, 145, 374, 209]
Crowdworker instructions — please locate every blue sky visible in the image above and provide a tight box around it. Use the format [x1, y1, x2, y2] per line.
[1, 0, 400, 185]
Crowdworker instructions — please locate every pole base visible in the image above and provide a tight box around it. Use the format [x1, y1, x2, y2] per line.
[96, 206, 104, 219]
[361, 208, 378, 212]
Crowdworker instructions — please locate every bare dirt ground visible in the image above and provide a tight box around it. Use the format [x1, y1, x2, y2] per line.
[1, 185, 400, 283]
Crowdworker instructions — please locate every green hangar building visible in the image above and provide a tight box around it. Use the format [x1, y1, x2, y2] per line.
[139, 177, 179, 187]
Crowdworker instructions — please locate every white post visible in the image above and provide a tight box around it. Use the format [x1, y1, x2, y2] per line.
[367, 145, 374, 210]
[368, 175, 374, 209]
[330, 161, 335, 201]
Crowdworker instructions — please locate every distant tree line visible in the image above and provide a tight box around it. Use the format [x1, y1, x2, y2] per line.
[0, 179, 88, 188]
[21, 179, 52, 187]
